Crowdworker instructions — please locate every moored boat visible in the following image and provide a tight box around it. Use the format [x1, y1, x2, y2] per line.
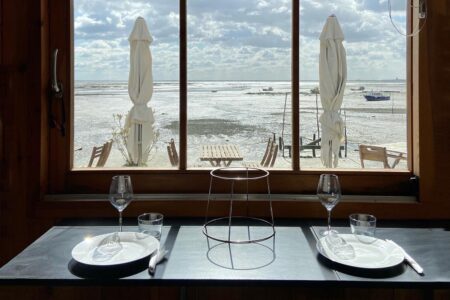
[363, 91, 390, 101]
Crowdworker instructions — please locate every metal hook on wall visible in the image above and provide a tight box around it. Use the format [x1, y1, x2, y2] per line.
[51, 49, 62, 95]
[49, 48, 66, 136]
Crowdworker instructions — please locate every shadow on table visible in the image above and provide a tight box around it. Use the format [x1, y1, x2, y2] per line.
[206, 235, 276, 270]
[68, 257, 149, 279]
[317, 254, 406, 279]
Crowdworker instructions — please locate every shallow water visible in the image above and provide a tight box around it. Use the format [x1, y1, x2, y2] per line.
[74, 80, 407, 169]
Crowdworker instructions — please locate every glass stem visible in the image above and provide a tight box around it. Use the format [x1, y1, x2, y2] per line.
[327, 209, 332, 233]
[119, 211, 123, 232]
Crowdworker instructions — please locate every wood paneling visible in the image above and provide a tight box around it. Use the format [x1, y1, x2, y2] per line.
[1, 0, 33, 264]
[423, 2, 450, 207]
[0, 286, 180, 300]
[0, 286, 448, 300]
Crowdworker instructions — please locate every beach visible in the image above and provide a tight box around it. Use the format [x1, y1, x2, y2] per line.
[74, 80, 407, 169]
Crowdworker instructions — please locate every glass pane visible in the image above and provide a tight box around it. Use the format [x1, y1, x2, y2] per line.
[300, 0, 408, 170]
[187, 0, 292, 169]
[73, 0, 179, 168]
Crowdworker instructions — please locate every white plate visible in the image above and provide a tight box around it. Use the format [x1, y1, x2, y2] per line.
[316, 234, 404, 269]
[71, 232, 159, 266]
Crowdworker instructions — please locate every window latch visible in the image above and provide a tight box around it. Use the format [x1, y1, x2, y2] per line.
[419, 0, 427, 19]
[49, 48, 66, 137]
[409, 175, 419, 197]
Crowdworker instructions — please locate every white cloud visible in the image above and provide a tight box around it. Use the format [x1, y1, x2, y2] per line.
[74, 0, 407, 81]
[299, 0, 406, 80]
[74, 15, 103, 30]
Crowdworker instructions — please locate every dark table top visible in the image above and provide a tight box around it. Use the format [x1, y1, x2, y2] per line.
[1, 219, 450, 288]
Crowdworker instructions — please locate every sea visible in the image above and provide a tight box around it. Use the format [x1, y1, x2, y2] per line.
[74, 80, 407, 169]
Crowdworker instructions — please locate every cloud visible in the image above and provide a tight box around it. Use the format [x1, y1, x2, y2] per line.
[299, 0, 407, 80]
[74, 0, 407, 81]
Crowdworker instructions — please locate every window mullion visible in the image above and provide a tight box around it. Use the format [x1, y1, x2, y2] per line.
[179, 0, 187, 170]
[292, 0, 300, 171]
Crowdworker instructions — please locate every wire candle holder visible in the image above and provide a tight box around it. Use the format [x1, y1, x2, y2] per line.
[203, 167, 275, 244]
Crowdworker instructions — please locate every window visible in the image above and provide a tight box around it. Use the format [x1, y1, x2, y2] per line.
[47, 0, 415, 196]
[73, 0, 180, 169]
[187, 0, 291, 169]
[299, 0, 408, 170]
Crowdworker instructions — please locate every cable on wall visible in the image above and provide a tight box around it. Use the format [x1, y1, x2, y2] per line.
[388, 0, 427, 37]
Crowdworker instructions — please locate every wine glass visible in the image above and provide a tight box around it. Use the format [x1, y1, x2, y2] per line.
[109, 175, 133, 232]
[317, 174, 341, 236]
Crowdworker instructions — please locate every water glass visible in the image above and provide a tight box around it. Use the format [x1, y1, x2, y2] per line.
[138, 213, 164, 240]
[349, 213, 377, 244]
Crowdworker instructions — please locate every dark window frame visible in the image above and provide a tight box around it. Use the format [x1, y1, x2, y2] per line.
[45, 0, 416, 202]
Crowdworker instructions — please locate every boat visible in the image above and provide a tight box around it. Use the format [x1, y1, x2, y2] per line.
[262, 87, 273, 92]
[363, 91, 390, 101]
[351, 86, 365, 91]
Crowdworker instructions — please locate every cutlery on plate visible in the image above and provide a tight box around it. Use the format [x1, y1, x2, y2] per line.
[148, 245, 168, 275]
[92, 232, 123, 261]
[386, 239, 424, 275]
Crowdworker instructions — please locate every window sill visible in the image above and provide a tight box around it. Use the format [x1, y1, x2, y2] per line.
[43, 193, 417, 204]
[33, 193, 438, 220]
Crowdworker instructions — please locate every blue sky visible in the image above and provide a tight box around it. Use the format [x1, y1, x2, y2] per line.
[74, 0, 407, 81]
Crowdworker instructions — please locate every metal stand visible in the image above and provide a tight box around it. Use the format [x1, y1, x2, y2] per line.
[203, 167, 275, 244]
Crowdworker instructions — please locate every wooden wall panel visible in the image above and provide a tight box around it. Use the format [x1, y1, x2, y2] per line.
[1, 286, 444, 300]
[0, 0, 32, 265]
[0, 0, 52, 265]
[424, 2, 450, 206]
[434, 289, 450, 300]
[0, 286, 181, 300]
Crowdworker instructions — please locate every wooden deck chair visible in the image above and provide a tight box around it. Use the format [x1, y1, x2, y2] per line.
[260, 137, 278, 168]
[167, 138, 179, 167]
[244, 137, 278, 168]
[88, 140, 113, 167]
[359, 144, 390, 169]
[386, 149, 407, 168]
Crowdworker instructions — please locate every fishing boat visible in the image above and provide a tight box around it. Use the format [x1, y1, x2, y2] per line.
[363, 91, 390, 101]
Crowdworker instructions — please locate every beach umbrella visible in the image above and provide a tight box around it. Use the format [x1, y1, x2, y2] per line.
[125, 17, 155, 166]
[319, 15, 347, 168]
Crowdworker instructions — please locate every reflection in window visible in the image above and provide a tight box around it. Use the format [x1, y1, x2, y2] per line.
[187, 0, 292, 169]
[73, 0, 179, 168]
[299, 0, 408, 170]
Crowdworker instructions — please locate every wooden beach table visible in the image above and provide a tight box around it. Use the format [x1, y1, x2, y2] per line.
[200, 144, 243, 167]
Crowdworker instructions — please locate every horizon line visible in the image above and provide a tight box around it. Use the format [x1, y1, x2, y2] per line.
[75, 79, 407, 82]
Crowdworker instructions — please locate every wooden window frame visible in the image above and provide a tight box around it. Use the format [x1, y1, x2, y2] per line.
[38, 0, 433, 219]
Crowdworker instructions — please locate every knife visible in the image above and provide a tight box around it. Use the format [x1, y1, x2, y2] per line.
[386, 239, 424, 275]
[148, 246, 168, 275]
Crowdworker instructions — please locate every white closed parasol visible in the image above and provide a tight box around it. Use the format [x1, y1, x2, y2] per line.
[319, 15, 347, 168]
[125, 17, 155, 166]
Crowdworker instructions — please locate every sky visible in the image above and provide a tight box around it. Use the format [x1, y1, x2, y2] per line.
[74, 0, 407, 81]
